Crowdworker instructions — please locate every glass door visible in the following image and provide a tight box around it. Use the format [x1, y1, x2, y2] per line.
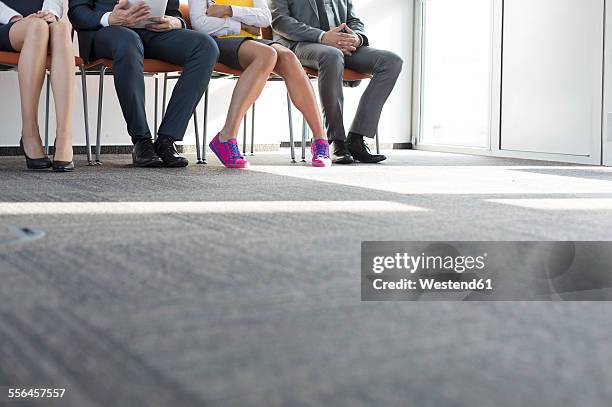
[416, 0, 496, 149]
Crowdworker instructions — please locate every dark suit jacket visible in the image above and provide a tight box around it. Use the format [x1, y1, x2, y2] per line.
[68, 0, 185, 62]
[269, 0, 368, 50]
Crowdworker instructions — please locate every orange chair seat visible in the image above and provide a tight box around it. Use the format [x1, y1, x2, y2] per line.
[0, 51, 84, 68]
[213, 62, 244, 77]
[83, 58, 245, 77]
[84, 58, 183, 73]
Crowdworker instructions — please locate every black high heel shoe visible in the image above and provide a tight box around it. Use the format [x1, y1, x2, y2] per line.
[52, 141, 75, 173]
[20, 138, 52, 170]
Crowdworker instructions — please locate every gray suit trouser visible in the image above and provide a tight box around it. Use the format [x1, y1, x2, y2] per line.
[292, 43, 403, 141]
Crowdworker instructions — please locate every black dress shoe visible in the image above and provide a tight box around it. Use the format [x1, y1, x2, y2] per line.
[20, 138, 52, 170]
[347, 136, 387, 164]
[132, 138, 164, 168]
[330, 140, 354, 165]
[52, 160, 75, 172]
[52, 141, 75, 172]
[153, 136, 189, 168]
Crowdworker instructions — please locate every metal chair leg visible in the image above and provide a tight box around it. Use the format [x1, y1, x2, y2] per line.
[287, 92, 296, 163]
[154, 74, 159, 137]
[44, 73, 50, 155]
[79, 66, 93, 165]
[95, 66, 107, 165]
[243, 113, 247, 154]
[193, 109, 203, 164]
[202, 88, 208, 163]
[250, 103, 255, 156]
[161, 73, 168, 119]
[375, 129, 380, 154]
[301, 116, 307, 162]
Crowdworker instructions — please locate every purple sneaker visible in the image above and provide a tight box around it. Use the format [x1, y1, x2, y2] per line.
[209, 133, 250, 169]
[311, 139, 332, 167]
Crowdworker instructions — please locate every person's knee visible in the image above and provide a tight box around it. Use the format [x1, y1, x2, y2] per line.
[276, 48, 300, 70]
[50, 20, 71, 43]
[112, 31, 144, 61]
[50, 20, 71, 35]
[258, 45, 278, 70]
[380, 51, 404, 76]
[25, 18, 49, 41]
[319, 48, 345, 71]
[192, 34, 220, 64]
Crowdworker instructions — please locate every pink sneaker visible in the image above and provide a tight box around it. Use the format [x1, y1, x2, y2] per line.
[209, 133, 250, 169]
[311, 139, 332, 167]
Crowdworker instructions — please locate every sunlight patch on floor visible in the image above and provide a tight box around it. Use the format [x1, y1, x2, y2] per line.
[487, 198, 612, 211]
[248, 165, 612, 195]
[0, 201, 427, 215]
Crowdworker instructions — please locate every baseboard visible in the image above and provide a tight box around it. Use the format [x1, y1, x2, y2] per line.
[0, 143, 282, 156]
[0, 142, 412, 156]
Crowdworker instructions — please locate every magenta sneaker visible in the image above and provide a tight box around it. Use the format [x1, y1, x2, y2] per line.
[311, 139, 332, 167]
[209, 133, 250, 169]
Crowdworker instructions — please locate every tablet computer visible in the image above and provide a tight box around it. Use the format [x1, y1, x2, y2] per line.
[127, 0, 169, 29]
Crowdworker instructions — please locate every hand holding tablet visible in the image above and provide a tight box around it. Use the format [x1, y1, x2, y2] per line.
[109, 0, 170, 29]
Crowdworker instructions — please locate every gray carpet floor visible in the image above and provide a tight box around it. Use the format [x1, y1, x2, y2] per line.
[1, 150, 612, 407]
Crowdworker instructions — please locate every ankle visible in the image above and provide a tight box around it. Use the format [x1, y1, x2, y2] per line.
[347, 132, 365, 141]
[218, 131, 237, 142]
[21, 128, 40, 141]
[55, 134, 73, 145]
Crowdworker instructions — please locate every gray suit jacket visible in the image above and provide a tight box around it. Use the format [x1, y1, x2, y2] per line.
[269, 0, 369, 49]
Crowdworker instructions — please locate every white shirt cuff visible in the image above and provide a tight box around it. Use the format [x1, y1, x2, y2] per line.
[230, 6, 244, 19]
[318, 32, 325, 43]
[100, 12, 111, 27]
[227, 18, 241, 35]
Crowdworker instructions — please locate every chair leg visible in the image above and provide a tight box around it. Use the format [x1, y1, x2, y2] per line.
[79, 66, 93, 165]
[250, 103, 255, 156]
[95, 67, 107, 165]
[243, 113, 247, 154]
[154, 74, 159, 138]
[193, 109, 203, 164]
[161, 73, 168, 119]
[287, 92, 296, 163]
[44, 72, 50, 155]
[375, 129, 380, 154]
[301, 116, 307, 162]
[202, 88, 208, 163]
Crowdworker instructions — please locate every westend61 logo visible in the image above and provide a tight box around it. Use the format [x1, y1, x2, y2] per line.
[361, 241, 612, 301]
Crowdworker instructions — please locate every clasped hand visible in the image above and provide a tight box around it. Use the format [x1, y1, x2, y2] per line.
[10, 11, 58, 24]
[322, 23, 361, 56]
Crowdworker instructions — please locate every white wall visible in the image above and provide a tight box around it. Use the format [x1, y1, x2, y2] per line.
[0, 0, 413, 148]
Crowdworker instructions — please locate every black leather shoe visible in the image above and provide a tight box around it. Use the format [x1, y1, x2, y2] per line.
[347, 136, 387, 164]
[132, 138, 164, 168]
[20, 138, 52, 170]
[52, 160, 75, 172]
[154, 136, 189, 168]
[52, 141, 75, 172]
[330, 140, 354, 165]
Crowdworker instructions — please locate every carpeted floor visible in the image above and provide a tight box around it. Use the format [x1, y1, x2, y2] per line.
[1, 150, 612, 407]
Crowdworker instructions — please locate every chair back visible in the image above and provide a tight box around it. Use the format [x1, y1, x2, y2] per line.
[179, 3, 192, 29]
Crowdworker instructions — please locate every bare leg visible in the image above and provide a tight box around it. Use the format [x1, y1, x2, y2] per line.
[9, 17, 50, 159]
[219, 41, 277, 141]
[272, 45, 326, 140]
[48, 20, 74, 162]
